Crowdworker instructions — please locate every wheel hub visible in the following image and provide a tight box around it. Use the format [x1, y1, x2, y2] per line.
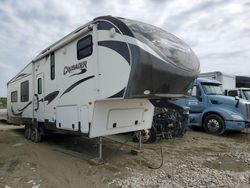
[134, 129, 151, 142]
[207, 119, 220, 132]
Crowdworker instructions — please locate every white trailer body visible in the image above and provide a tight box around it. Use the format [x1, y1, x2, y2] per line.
[7, 16, 200, 140]
[199, 71, 236, 91]
[199, 72, 250, 101]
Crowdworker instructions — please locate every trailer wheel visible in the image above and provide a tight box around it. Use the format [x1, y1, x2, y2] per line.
[147, 126, 157, 143]
[30, 127, 42, 143]
[24, 125, 31, 140]
[132, 130, 149, 143]
[132, 126, 157, 143]
[203, 114, 225, 135]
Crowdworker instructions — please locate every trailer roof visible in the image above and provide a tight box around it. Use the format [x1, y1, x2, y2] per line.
[33, 20, 93, 62]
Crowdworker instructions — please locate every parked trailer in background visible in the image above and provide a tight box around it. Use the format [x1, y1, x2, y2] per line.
[7, 16, 200, 157]
[177, 78, 250, 135]
[199, 71, 235, 91]
[199, 71, 250, 101]
[227, 75, 250, 101]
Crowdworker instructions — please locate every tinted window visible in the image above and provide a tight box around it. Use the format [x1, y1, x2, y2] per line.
[243, 90, 250, 100]
[77, 35, 93, 60]
[11, 91, 17, 102]
[50, 53, 55, 80]
[21, 81, 29, 102]
[228, 90, 238, 97]
[201, 83, 223, 95]
[38, 78, 42, 94]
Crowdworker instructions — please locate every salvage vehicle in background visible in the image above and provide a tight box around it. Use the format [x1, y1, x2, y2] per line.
[226, 88, 250, 101]
[177, 78, 250, 135]
[200, 71, 250, 101]
[133, 99, 190, 143]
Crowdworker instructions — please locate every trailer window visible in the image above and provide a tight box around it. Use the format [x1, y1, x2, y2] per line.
[77, 35, 93, 60]
[11, 91, 18, 102]
[38, 78, 42, 94]
[21, 81, 29, 102]
[50, 53, 55, 80]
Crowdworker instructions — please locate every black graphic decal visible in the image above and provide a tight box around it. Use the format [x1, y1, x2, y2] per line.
[69, 68, 87, 77]
[97, 21, 120, 33]
[12, 101, 32, 116]
[94, 16, 134, 37]
[17, 101, 32, 112]
[44, 91, 59, 104]
[60, 75, 95, 97]
[98, 41, 130, 65]
[11, 106, 23, 116]
[108, 88, 125, 98]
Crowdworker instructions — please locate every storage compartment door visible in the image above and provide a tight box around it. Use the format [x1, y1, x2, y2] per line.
[56, 105, 78, 131]
[107, 109, 143, 129]
[89, 99, 154, 138]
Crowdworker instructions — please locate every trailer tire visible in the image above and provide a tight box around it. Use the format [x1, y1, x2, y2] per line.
[24, 125, 31, 140]
[132, 126, 157, 143]
[203, 114, 225, 135]
[147, 126, 157, 143]
[30, 127, 42, 143]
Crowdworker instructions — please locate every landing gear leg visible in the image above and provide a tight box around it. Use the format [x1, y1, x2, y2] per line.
[131, 131, 144, 155]
[99, 137, 103, 161]
[89, 137, 105, 165]
[139, 131, 142, 150]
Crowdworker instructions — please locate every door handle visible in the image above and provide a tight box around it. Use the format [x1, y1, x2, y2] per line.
[34, 94, 39, 111]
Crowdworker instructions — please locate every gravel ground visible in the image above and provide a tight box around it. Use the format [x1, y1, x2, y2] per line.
[109, 131, 250, 188]
[110, 156, 250, 188]
[0, 122, 249, 188]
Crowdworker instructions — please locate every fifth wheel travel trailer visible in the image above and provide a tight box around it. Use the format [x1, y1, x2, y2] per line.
[7, 16, 200, 158]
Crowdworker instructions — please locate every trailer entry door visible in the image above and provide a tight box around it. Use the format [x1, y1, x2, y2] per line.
[35, 73, 45, 122]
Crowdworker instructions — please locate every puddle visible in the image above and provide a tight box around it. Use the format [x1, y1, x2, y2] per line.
[7, 159, 21, 172]
[204, 156, 248, 172]
[12, 143, 25, 147]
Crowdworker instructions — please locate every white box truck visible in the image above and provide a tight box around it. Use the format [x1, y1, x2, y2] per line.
[199, 71, 250, 101]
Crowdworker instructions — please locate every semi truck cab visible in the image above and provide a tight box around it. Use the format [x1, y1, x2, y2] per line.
[177, 78, 250, 135]
[226, 88, 250, 101]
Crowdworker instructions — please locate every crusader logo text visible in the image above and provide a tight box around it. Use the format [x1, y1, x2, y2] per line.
[63, 61, 87, 77]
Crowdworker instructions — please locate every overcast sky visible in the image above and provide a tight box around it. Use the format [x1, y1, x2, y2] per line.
[0, 0, 250, 96]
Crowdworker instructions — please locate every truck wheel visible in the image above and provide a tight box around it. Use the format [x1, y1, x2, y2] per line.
[30, 127, 42, 143]
[24, 125, 31, 140]
[203, 114, 225, 135]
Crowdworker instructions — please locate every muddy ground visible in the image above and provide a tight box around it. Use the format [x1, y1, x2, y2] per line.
[0, 120, 249, 188]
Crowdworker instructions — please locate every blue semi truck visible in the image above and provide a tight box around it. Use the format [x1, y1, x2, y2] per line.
[177, 77, 250, 135]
